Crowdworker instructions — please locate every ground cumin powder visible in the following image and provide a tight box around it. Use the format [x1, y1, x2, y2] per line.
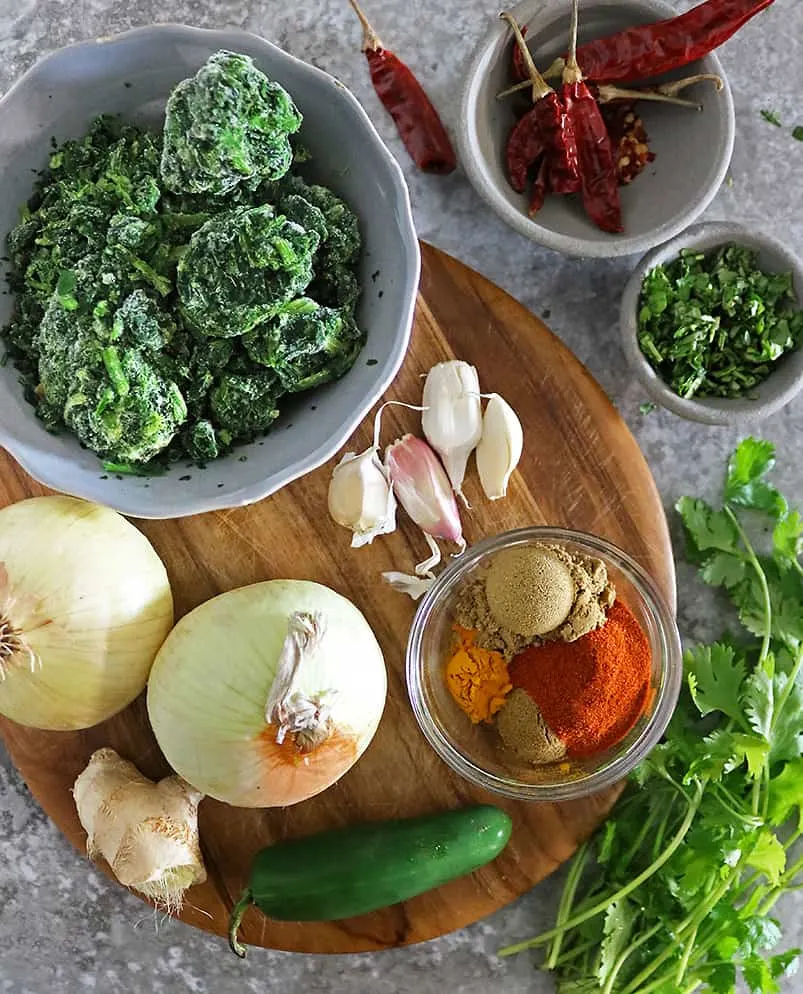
[454, 543, 615, 661]
[496, 689, 567, 764]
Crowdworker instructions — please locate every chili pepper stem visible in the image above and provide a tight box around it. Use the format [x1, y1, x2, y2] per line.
[658, 72, 724, 96]
[228, 888, 255, 959]
[348, 0, 383, 52]
[562, 0, 584, 84]
[500, 12, 554, 101]
[597, 84, 701, 110]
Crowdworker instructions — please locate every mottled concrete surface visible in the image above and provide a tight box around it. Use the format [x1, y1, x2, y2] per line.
[1, 0, 802, 991]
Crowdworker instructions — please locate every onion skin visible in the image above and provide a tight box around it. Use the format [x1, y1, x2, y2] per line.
[147, 580, 387, 808]
[0, 496, 173, 730]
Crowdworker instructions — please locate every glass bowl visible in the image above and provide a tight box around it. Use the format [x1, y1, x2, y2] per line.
[406, 527, 682, 801]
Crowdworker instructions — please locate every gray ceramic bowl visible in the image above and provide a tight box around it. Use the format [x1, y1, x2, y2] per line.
[621, 222, 803, 425]
[459, 0, 736, 258]
[0, 25, 419, 519]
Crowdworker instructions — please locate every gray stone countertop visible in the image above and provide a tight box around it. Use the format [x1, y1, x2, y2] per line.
[1, 1, 802, 991]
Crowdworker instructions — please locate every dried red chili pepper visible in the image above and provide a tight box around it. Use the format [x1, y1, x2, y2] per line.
[560, 0, 623, 233]
[502, 13, 579, 200]
[528, 156, 550, 217]
[543, 0, 774, 85]
[348, 0, 456, 175]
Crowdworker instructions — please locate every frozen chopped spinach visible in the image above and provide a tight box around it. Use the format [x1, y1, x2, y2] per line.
[243, 300, 365, 393]
[177, 204, 318, 338]
[160, 51, 302, 196]
[1, 51, 365, 471]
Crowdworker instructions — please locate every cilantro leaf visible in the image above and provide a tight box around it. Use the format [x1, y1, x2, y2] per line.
[767, 760, 803, 829]
[769, 668, 803, 764]
[770, 950, 800, 981]
[724, 439, 787, 518]
[743, 656, 775, 739]
[761, 109, 783, 126]
[741, 916, 783, 955]
[702, 961, 737, 994]
[596, 899, 634, 986]
[677, 496, 742, 557]
[773, 511, 803, 562]
[686, 729, 769, 781]
[745, 829, 786, 885]
[743, 954, 781, 994]
[793, 126, 803, 142]
[686, 643, 746, 721]
[701, 551, 747, 589]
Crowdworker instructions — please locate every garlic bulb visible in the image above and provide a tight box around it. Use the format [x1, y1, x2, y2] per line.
[73, 748, 206, 912]
[385, 434, 466, 575]
[422, 361, 482, 506]
[328, 449, 397, 547]
[475, 393, 523, 500]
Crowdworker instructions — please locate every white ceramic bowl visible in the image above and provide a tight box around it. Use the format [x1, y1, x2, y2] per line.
[0, 25, 419, 518]
[459, 0, 736, 258]
[621, 222, 803, 425]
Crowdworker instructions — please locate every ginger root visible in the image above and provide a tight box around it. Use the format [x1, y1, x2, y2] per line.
[73, 747, 206, 911]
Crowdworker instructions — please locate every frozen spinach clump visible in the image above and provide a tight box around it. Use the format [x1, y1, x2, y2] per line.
[177, 204, 318, 338]
[243, 300, 364, 393]
[160, 51, 302, 196]
[1, 50, 365, 473]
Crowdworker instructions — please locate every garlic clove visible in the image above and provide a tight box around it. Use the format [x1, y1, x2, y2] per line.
[476, 393, 523, 501]
[328, 448, 397, 548]
[385, 434, 464, 546]
[385, 434, 466, 575]
[421, 361, 483, 507]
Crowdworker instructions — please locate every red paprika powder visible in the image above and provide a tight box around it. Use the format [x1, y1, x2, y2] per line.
[508, 600, 651, 758]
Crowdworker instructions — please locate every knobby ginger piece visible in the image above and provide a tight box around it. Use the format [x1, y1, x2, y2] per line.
[73, 747, 206, 912]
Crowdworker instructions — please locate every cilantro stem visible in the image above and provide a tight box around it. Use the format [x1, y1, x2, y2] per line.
[619, 870, 736, 994]
[675, 924, 698, 986]
[498, 783, 704, 957]
[724, 507, 772, 663]
[545, 842, 589, 969]
[550, 936, 600, 967]
[601, 921, 662, 994]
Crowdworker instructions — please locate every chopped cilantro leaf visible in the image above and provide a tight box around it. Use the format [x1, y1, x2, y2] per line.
[637, 245, 803, 400]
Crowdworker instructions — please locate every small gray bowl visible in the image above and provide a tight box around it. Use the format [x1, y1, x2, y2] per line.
[621, 222, 803, 426]
[0, 25, 419, 519]
[459, 0, 736, 259]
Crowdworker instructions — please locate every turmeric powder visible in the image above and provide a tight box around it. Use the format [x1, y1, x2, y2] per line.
[445, 626, 512, 724]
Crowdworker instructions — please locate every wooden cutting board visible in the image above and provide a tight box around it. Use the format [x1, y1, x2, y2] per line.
[0, 242, 675, 954]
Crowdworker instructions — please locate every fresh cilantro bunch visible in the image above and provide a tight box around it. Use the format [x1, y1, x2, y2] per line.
[637, 246, 803, 400]
[500, 438, 803, 994]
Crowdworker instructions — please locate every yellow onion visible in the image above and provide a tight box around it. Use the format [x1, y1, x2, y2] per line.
[147, 580, 386, 808]
[0, 496, 173, 730]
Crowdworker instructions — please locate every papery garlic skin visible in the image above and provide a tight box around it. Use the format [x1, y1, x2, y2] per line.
[328, 449, 397, 548]
[381, 572, 435, 601]
[385, 434, 466, 574]
[476, 393, 523, 500]
[422, 361, 482, 506]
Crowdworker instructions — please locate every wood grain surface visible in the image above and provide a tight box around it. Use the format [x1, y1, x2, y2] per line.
[0, 242, 675, 954]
